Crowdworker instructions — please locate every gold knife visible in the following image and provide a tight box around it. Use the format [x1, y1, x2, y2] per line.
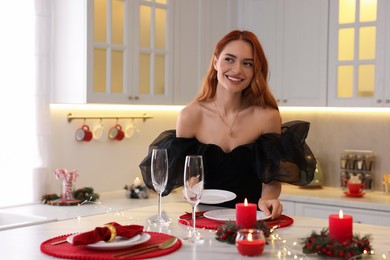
[112, 237, 177, 258]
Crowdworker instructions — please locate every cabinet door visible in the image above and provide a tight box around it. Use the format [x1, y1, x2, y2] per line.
[52, 0, 88, 104]
[280, 200, 295, 216]
[132, 0, 174, 105]
[238, 0, 327, 106]
[173, 0, 202, 105]
[86, 0, 130, 104]
[327, 0, 387, 107]
[295, 202, 390, 227]
[281, 0, 328, 106]
[383, 0, 390, 106]
[173, 0, 238, 105]
[237, 0, 283, 103]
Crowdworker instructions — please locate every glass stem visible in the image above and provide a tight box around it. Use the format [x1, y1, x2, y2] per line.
[158, 193, 162, 219]
[192, 205, 196, 234]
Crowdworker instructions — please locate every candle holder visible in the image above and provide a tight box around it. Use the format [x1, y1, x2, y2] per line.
[235, 229, 265, 256]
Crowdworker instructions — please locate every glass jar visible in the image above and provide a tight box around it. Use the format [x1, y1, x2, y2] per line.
[235, 229, 265, 256]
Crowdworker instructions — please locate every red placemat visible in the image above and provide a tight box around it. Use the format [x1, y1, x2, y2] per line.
[178, 211, 293, 230]
[263, 214, 294, 228]
[40, 232, 181, 260]
[178, 211, 224, 230]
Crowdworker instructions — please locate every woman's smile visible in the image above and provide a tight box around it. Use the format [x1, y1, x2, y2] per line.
[226, 75, 244, 83]
[214, 40, 254, 92]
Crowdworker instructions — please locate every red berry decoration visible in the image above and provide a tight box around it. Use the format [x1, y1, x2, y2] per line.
[302, 228, 373, 259]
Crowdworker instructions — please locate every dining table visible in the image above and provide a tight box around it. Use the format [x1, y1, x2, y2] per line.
[1, 200, 390, 259]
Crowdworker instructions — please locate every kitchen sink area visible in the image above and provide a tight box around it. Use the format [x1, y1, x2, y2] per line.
[0, 211, 56, 231]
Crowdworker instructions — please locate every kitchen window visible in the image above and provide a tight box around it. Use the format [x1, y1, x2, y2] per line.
[0, 1, 50, 207]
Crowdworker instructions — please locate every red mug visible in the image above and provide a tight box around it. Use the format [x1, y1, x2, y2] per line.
[348, 182, 364, 194]
[109, 124, 125, 141]
[75, 124, 93, 142]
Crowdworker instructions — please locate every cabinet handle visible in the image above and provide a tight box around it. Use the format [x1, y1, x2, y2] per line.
[283, 99, 287, 103]
[128, 96, 140, 100]
[385, 99, 390, 104]
[276, 99, 281, 103]
[377, 99, 382, 103]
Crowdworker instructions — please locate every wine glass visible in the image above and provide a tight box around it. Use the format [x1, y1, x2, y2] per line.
[149, 148, 170, 225]
[183, 155, 204, 243]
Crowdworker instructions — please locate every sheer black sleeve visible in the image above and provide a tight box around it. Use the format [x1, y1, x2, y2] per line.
[254, 120, 317, 185]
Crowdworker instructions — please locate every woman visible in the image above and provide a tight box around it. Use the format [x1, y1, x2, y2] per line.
[140, 30, 316, 219]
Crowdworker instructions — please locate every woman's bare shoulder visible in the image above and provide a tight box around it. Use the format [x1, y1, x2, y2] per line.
[176, 101, 205, 137]
[178, 101, 204, 121]
[252, 106, 281, 134]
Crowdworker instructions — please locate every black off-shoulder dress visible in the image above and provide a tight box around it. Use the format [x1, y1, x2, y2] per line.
[139, 121, 316, 208]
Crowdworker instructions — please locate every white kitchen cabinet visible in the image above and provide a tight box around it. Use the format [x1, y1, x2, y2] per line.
[280, 200, 295, 216]
[52, 0, 174, 105]
[383, 0, 390, 106]
[52, 0, 87, 104]
[52, 0, 238, 105]
[280, 198, 390, 227]
[173, 0, 238, 105]
[327, 0, 389, 107]
[238, 0, 328, 107]
[293, 202, 390, 227]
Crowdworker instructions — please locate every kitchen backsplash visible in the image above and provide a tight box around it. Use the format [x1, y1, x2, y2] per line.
[46, 105, 390, 199]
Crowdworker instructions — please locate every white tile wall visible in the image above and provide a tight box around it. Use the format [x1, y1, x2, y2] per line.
[47, 105, 390, 199]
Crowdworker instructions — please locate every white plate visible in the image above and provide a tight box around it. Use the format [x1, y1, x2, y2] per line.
[203, 209, 271, 221]
[66, 232, 150, 251]
[200, 189, 236, 204]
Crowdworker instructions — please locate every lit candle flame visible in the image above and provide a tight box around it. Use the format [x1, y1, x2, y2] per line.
[248, 232, 253, 241]
[244, 198, 248, 206]
[133, 177, 141, 186]
[339, 209, 344, 219]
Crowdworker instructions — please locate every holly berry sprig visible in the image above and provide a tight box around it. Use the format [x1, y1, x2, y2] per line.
[302, 228, 373, 259]
[215, 220, 271, 244]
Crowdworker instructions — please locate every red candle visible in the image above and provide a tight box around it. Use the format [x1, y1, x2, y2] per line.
[236, 198, 257, 229]
[329, 210, 353, 243]
[236, 238, 265, 256]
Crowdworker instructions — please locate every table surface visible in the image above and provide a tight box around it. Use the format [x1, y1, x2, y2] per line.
[1, 201, 390, 260]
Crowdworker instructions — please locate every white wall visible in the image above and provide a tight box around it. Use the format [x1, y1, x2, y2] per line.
[47, 105, 180, 195]
[46, 105, 390, 199]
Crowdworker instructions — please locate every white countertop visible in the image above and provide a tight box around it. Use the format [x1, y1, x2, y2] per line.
[0, 189, 181, 231]
[280, 185, 390, 212]
[1, 201, 390, 259]
[1, 185, 389, 232]
[0, 190, 168, 220]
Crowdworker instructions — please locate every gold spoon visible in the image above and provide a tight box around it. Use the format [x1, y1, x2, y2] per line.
[112, 236, 178, 258]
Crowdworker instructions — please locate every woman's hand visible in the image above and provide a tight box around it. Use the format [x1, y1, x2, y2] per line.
[258, 198, 283, 219]
[259, 181, 283, 219]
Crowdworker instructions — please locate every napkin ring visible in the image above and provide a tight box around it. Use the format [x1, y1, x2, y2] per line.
[104, 224, 117, 243]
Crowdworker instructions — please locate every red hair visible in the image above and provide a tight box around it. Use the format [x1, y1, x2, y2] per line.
[196, 30, 278, 110]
